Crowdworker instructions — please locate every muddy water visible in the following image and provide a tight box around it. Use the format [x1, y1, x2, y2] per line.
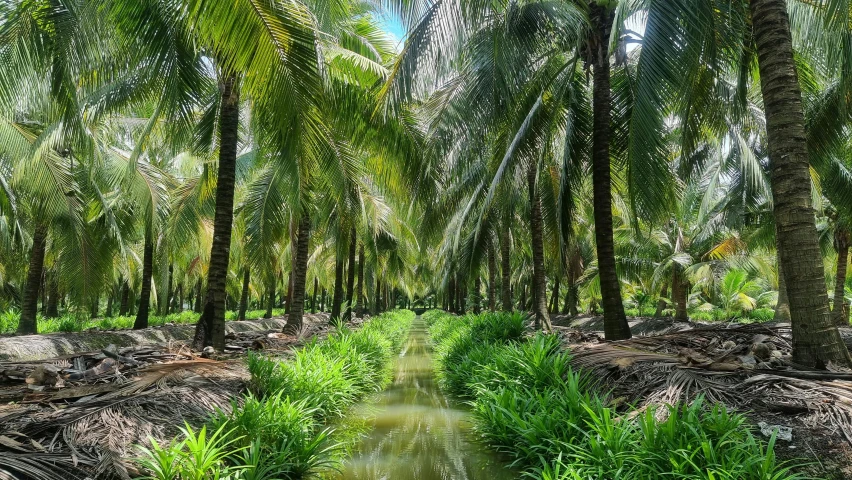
[337, 316, 516, 480]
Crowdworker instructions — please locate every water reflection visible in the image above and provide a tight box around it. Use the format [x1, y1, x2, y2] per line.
[337, 317, 516, 480]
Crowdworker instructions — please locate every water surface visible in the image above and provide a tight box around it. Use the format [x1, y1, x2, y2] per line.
[337, 316, 516, 480]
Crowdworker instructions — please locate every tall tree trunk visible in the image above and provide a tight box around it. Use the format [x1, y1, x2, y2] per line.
[751, 0, 851, 367]
[46, 274, 59, 318]
[193, 74, 239, 352]
[284, 273, 292, 313]
[488, 244, 496, 311]
[331, 245, 345, 322]
[91, 294, 98, 318]
[834, 230, 850, 326]
[165, 263, 174, 315]
[311, 277, 318, 314]
[527, 164, 552, 331]
[106, 291, 113, 317]
[654, 282, 669, 317]
[500, 225, 512, 312]
[40, 271, 46, 315]
[550, 277, 560, 314]
[448, 275, 455, 312]
[194, 280, 202, 313]
[321, 286, 327, 312]
[356, 244, 365, 318]
[473, 276, 482, 314]
[774, 250, 791, 321]
[119, 280, 129, 316]
[374, 277, 381, 313]
[590, 4, 630, 340]
[565, 281, 579, 316]
[344, 227, 357, 321]
[285, 213, 310, 334]
[18, 224, 47, 334]
[519, 283, 526, 313]
[238, 268, 250, 320]
[672, 268, 688, 321]
[176, 283, 183, 312]
[134, 229, 154, 330]
[264, 280, 274, 319]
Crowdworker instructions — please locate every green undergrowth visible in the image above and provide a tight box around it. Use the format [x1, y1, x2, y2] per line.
[423, 309, 803, 480]
[134, 309, 414, 480]
[0, 308, 288, 335]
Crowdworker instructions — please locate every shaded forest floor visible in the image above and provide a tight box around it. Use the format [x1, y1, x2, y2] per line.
[0, 313, 339, 479]
[553, 314, 852, 479]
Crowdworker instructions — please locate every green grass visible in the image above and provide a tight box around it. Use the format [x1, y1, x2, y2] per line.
[424, 309, 803, 480]
[134, 309, 415, 480]
[0, 308, 289, 335]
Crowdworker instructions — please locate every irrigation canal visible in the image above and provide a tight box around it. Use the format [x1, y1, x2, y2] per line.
[337, 316, 516, 479]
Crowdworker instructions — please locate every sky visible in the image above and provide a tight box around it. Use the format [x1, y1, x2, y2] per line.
[377, 12, 407, 51]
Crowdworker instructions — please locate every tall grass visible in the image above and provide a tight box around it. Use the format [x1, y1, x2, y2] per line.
[134, 309, 414, 479]
[425, 310, 802, 480]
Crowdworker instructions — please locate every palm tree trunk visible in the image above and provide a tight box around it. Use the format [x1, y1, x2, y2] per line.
[331, 245, 345, 322]
[176, 283, 183, 312]
[500, 225, 512, 312]
[164, 263, 173, 315]
[590, 3, 630, 340]
[374, 277, 381, 313]
[106, 292, 113, 317]
[774, 251, 791, 321]
[550, 277, 560, 314]
[654, 282, 668, 317]
[119, 280, 129, 316]
[527, 164, 552, 331]
[46, 274, 59, 318]
[134, 229, 154, 330]
[193, 74, 239, 351]
[264, 280, 274, 319]
[488, 244, 496, 311]
[238, 268, 250, 320]
[345, 227, 357, 321]
[18, 224, 47, 334]
[473, 276, 482, 314]
[834, 231, 850, 326]
[356, 244, 365, 318]
[194, 280, 202, 313]
[311, 277, 318, 314]
[321, 286, 327, 312]
[751, 0, 851, 367]
[90, 294, 98, 318]
[285, 213, 310, 334]
[672, 268, 688, 321]
[519, 283, 526, 313]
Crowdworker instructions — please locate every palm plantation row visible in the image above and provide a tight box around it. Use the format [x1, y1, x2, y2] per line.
[2, 0, 852, 368]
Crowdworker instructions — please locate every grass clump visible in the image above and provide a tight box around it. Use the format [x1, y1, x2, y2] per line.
[135, 309, 414, 479]
[426, 310, 802, 480]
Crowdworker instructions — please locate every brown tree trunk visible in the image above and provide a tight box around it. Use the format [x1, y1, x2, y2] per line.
[590, 4, 630, 340]
[321, 286, 327, 312]
[134, 229, 154, 330]
[473, 276, 482, 314]
[193, 74, 239, 351]
[46, 273, 59, 318]
[774, 250, 791, 321]
[264, 280, 274, 319]
[176, 283, 183, 312]
[164, 263, 173, 315]
[519, 283, 526, 312]
[311, 277, 318, 314]
[194, 280, 202, 313]
[374, 277, 381, 313]
[654, 282, 669, 317]
[448, 275, 455, 313]
[331, 242, 345, 322]
[106, 291, 114, 317]
[488, 244, 497, 311]
[18, 224, 47, 334]
[550, 277, 560, 314]
[500, 223, 512, 312]
[119, 280, 129, 316]
[751, 0, 851, 367]
[285, 213, 310, 334]
[284, 273, 293, 314]
[345, 227, 356, 321]
[672, 268, 688, 321]
[90, 294, 98, 318]
[527, 163, 552, 331]
[238, 268, 250, 320]
[834, 230, 850, 326]
[356, 244, 365, 318]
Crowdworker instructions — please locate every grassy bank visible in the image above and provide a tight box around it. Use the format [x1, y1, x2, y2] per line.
[424, 310, 800, 479]
[134, 309, 414, 479]
[0, 308, 290, 335]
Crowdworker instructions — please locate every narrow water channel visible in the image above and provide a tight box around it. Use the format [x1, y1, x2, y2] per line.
[337, 316, 516, 480]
